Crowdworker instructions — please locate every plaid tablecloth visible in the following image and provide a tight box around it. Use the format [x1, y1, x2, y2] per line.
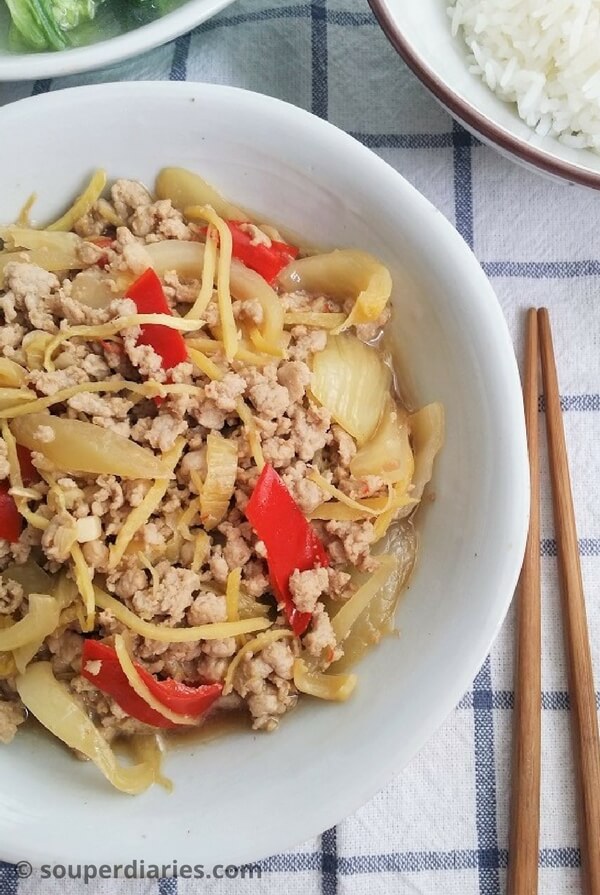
[1, 2, 599, 893]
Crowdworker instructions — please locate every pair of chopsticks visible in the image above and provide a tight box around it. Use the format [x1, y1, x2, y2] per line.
[508, 309, 600, 895]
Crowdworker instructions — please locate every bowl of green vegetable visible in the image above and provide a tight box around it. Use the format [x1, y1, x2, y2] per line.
[0, 0, 235, 80]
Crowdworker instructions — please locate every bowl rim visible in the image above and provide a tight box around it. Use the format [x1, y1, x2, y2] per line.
[0, 0, 234, 81]
[368, 0, 600, 191]
[0, 80, 530, 866]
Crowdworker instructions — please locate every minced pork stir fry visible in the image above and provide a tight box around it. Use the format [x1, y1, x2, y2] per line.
[0, 168, 443, 793]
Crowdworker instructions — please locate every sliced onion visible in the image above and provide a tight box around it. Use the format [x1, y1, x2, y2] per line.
[11, 413, 168, 479]
[156, 167, 249, 221]
[200, 432, 238, 530]
[311, 334, 390, 445]
[16, 662, 156, 795]
[333, 525, 417, 671]
[0, 229, 85, 278]
[293, 658, 357, 701]
[331, 555, 398, 644]
[408, 402, 445, 503]
[145, 240, 206, 278]
[350, 398, 414, 489]
[2, 562, 53, 597]
[278, 249, 391, 333]
[71, 270, 118, 309]
[0, 593, 59, 651]
[0, 359, 26, 388]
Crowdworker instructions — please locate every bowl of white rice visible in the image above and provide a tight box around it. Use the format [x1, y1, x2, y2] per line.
[369, 0, 600, 188]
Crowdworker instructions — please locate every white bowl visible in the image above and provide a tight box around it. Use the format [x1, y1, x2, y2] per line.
[0, 0, 234, 81]
[369, 0, 600, 189]
[0, 81, 528, 868]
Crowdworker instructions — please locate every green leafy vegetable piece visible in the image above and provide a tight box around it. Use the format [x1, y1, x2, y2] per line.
[5, 0, 100, 51]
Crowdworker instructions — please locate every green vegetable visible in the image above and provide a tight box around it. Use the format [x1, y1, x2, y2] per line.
[4, 0, 178, 52]
[5, 0, 99, 50]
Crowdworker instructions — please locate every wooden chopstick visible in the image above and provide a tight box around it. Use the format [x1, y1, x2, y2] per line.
[507, 309, 542, 895]
[538, 307, 600, 895]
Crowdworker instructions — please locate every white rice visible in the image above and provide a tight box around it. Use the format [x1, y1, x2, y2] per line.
[448, 0, 600, 151]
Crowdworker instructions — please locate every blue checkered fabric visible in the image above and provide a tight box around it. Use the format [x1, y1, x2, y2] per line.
[1, 2, 599, 893]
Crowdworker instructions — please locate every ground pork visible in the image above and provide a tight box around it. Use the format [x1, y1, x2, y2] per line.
[197, 655, 230, 683]
[2, 262, 60, 334]
[131, 562, 201, 624]
[233, 298, 264, 326]
[4, 262, 59, 306]
[28, 366, 89, 396]
[247, 680, 296, 731]
[73, 204, 110, 238]
[204, 372, 246, 412]
[325, 520, 378, 571]
[54, 477, 89, 518]
[0, 537, 32, 567]
[122, 334, 165, 380]
[261, 640, 295, 679]
[81, 352, 111, 380]
[189, 396, 227, 430]
[0, 578, 24, 615]
[77, 240, 108, 268]
[0, 701, 26, 744]
[133, 637, 206, 681]
[47, 629, 83, 675]
[110, 179, 152, 220]
[90, 475, 124, 517]
[168, 360, 193, 385]
[242, 560, 270, 598]
[41, 510, 78, 562]
[345, 474, 387, 499]
[130, 199, 191, 241]
[356, 306, 391, 342]
[302, 603, 338, 661]
[106, 561, 148, 600]
[46, 290, 111, 327]
[187, 590, 227, 626]
[202, 637, 236, 658]
[247, 378, 290, 420]
[288, 326, 328, 361]
[333, 424, 357, 467]
[290, 403, 332, 461]
[135, 413, 187, 453]
[162, 271, 199, 305]
[327, 567, 352, 599]
[261, 437, 296, 469]
[289, 566, 329, 613]
[122, 480, 151, 507]
[233, 640, 297, 730]
[218, 521, 252, 570]
[277, 360, 311, 403]
[0, 322, 26, 356]
[178, 449, 207, 487]
[282, 460, 324, 514]
[209, 547, 229, 585]
[121, 242, 153, 280]
[67, 392, 132, 420]
[0, 291, 17, 323]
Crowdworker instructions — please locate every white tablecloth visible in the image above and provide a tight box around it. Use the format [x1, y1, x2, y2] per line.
[1, 1, 599, 892]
